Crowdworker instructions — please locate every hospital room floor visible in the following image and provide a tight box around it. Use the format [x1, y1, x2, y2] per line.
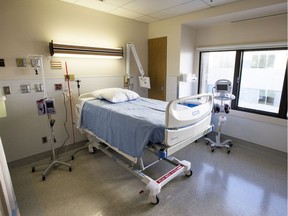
[9, 135, 287, 216]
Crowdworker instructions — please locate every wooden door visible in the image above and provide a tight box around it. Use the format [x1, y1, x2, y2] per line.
[148, 37, 167, 101]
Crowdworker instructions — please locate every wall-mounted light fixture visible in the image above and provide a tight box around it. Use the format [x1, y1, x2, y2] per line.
[49, 40, 123, 59]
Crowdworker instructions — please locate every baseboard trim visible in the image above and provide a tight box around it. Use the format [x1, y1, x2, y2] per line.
[8, 140, 88, 169]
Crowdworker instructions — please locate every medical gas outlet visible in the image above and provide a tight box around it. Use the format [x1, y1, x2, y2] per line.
[20, 85, 31, 93]
[3, 86, 11, 95]
[35, 84, 44, 92]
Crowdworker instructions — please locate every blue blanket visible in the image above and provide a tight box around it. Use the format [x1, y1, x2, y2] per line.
[80, 98, 167, 157]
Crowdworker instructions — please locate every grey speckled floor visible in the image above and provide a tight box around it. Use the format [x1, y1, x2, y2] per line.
[9, 135, 287, 216]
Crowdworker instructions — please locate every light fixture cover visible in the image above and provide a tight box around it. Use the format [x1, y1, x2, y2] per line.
[49, 40, 123, 58]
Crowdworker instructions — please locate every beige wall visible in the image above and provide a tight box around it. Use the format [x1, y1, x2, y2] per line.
[178, 25, 196, 98]
[195, 14, 287, 47]
[0, 0, 148, 162]
[149, 22, 182, 78]
[0, 0, 148, 80]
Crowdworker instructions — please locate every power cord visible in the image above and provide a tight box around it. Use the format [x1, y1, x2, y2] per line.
[56, 91, 70, 157]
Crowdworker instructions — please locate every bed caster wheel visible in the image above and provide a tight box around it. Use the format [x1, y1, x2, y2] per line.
[227, 149, 231, 154]
[69, 167, 72, 172]
[71, 156, 74, 160]
[150, 195, 159, 205]
[211, 148, 215, 152]
[185, 169, 193, 177]
[229, 143, 233, 147]
[205, 140, 209, 145]
[42, 176, 46, 181]
[32, 167, 35, 173]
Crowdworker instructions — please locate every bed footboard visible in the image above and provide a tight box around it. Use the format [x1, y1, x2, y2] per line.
[165, 113, 212, 146]
[165, 94, 213, 147]
[165, 93, 213, 129]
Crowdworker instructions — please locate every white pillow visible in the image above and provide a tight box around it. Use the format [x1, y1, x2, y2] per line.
[79, 88, 140, 103]
[94, 88, 140, 103]
[100, 89, 128, 103]
[122, 89, 140, 101]
[78, 88, 118, 99]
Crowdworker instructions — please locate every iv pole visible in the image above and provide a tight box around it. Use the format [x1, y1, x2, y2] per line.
[30, 55, 72, 181]
[64, 62, 76, 146]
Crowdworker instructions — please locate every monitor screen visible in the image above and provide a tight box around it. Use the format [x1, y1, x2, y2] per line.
[217, 84, 228, 91]
[46, 101, 54, 108]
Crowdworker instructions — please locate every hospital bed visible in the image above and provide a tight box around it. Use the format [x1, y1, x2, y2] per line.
[76, 88, 213, 204]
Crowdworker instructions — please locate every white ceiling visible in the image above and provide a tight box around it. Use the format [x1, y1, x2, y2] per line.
[59, 0, 240, 23]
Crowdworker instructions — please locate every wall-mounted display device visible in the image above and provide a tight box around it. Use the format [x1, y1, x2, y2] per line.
[37, 98, 56, 116]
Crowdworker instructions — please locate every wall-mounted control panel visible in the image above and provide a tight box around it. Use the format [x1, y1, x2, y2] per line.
[0, 59, 5, 67]
[31, 58, 41, 68]
[3, 86, 11, 95]
[20, 85, 31, 93]
[16, 58, 27, 67]
[34, 84, 44, 92]
[37, 99, 56, 116]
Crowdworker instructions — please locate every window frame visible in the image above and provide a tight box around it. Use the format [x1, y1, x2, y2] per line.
[198, 47, 287, 119]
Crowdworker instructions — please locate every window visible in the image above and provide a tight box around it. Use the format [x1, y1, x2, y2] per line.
[199, 48, 287, 119]
[199, 51, 236, 93]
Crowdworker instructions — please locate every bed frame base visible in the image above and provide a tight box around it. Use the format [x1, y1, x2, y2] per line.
[86, 134, 192, 205]
[143, 157, 192, 204]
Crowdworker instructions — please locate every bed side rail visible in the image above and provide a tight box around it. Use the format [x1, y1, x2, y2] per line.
[165, 93, 213, 129]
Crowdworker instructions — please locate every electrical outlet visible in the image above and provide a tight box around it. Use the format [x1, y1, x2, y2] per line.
[42, 136, 47, 144]
[54, 84, 62, 91]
